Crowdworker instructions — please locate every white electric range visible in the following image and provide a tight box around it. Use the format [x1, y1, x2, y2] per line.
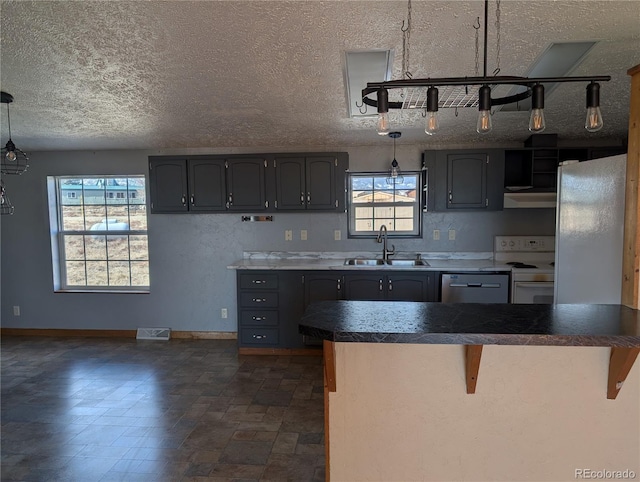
[494, 236, 555, 304]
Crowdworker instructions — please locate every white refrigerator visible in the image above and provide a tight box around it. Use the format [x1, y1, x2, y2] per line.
[554, 154, 627, 304]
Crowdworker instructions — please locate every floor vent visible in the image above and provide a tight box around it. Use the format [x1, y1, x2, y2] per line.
[136, 328, 171, 341]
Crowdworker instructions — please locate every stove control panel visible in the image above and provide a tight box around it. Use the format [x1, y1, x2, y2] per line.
[495, 236, 555, 252]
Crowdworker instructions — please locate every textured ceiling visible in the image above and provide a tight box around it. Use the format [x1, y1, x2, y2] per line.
[0, 0, 638, 151]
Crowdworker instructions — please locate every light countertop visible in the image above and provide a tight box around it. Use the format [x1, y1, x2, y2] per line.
[228, 251, 513, 272]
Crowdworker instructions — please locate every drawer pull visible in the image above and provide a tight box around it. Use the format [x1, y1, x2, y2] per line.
[252, 316, 265, 321]
[252, 298, 267, 303]
[252, 334, 267, 340]
[252, 280, 266, 284]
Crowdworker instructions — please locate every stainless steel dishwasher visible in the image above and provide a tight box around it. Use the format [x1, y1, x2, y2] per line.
[441, 273, 509, 303]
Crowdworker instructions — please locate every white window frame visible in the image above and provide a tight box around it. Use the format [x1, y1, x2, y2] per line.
[48, 175, 150, 293]
[347, 171, 422, 238]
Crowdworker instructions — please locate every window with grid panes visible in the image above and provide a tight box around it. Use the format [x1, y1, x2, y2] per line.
[348, 172, 421, 237]
[49, 176, 149, 291]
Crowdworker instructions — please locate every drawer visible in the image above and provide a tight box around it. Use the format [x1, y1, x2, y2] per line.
[239, 273, 278, 290]
[239, 292, 278, 308]
[240, 310, 279, 327]
[240, 327, 279, 345]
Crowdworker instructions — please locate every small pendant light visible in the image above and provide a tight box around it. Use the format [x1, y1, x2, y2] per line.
[1, 91, 29, 175]
[386, 131, 404, 185]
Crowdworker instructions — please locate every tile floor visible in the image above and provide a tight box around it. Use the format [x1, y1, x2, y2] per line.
[1, 337, 325, 481]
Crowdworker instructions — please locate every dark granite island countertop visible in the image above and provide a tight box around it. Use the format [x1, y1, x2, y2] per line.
[302, 301, 640, 400]
[299, 301, 640, 347]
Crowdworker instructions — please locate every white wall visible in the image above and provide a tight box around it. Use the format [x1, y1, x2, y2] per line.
[329, 343, 640, 481]
[0, 146, 556, 331]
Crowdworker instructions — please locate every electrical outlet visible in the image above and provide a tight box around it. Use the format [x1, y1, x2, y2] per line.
[13, 306, 20, 316]
[449, 229, 456, 240]
[285, 230, 292, 241]
[433, 229, 440, 240]
[334, 230, 341, 241]
[221, 308, 228, 319]
[301, 230, 308, 241]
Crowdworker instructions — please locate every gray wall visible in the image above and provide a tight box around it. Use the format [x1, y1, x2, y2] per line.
[0, 146, 556, 331]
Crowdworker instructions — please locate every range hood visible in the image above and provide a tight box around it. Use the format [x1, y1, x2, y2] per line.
[503, 192, 557, 209]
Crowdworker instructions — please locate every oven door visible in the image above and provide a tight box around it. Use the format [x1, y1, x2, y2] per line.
[512, 281, 554, 304]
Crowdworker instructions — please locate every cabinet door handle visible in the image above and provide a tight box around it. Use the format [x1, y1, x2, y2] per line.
[337, 279, 341, 291]
[300, 192, 305, 204]
[252, 298, 267, 303]
[379, 279, 383, 291]
[190, 195, 195, 205]
[229, 193, 233, 205]
[252, 334, 267, 339]
[448, 191, 452, 202]
[252, 280, 266, 284]
[388, 280, 393, 291]
[252, 316, 265, 321]
[181, 195, 186, 205]
[307, 192, 311, 203]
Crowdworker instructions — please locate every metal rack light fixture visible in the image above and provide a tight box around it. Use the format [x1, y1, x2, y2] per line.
[362, 0, 610, 136]
[1, 91, 29, 175]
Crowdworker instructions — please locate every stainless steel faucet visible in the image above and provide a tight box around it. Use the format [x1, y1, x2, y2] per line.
[376, 225, 395, 263]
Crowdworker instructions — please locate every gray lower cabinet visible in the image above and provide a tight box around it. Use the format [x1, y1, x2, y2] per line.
[237, 271, 304, 349]
[423, 149, 505, 211]
[237, 270, 436, 349]
[343, 273, 435, 301]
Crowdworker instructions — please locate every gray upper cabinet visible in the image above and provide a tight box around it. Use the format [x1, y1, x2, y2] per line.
[227, 158, 267, 211]
[188, 158, 226, 211]
[423, 149, 505, 211]
[149, 157, 189, 213]
[274, 153, 347, 211]
[150, 152, 347, 214]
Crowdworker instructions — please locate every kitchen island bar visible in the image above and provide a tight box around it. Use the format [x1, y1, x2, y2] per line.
[300, 301, 640, 482]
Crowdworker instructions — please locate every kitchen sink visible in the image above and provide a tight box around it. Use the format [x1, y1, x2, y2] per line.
[343, 258, 430, 267]
[343, 258, 385, 266]
[386, 259, 430, 266]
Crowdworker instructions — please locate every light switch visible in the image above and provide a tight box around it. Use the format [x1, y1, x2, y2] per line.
[301, 230, 308, 241]
[449, 229, 456, 240]
[285, 230, 293, 241]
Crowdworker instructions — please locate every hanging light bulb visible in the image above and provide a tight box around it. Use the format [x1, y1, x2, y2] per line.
[4, 139, 17, 162]
[424, 87, 440, 135]
[376, 88, 390, 136]
[386, 132, 404, 185]
[528, 83, 546, 133]
[585, 82, 603, 132]
[476, 85, 492, 134]
[1, 92, 29, 175]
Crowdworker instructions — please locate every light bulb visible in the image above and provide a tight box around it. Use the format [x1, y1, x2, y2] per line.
[585, 106, 603, 132]
[377, 112, 390, 136]
[529, 108, 546, 133]
[476, 110, 492, 134]
[5, 150, 16, 162]
[424, 111, 439, 135]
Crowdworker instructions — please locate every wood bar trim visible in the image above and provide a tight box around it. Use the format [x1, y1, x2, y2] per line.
[323, 340, 337, 392]
[607, 347, 640, 399]
[623, 64, 640, 308]
[465, 345, 483, 394]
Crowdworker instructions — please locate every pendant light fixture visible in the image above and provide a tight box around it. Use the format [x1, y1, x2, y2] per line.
[1, 91, 29, 175]
[585, 82, 604, 132]
[0, 180, 14, 215]
[424, 87, 440, 135]
[376, 88, 390, 135]
[528, 83, 546, 133]
[386, 131, 404, 185]
[476, 85, 493, 134]
[361, 0, 610, 136]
